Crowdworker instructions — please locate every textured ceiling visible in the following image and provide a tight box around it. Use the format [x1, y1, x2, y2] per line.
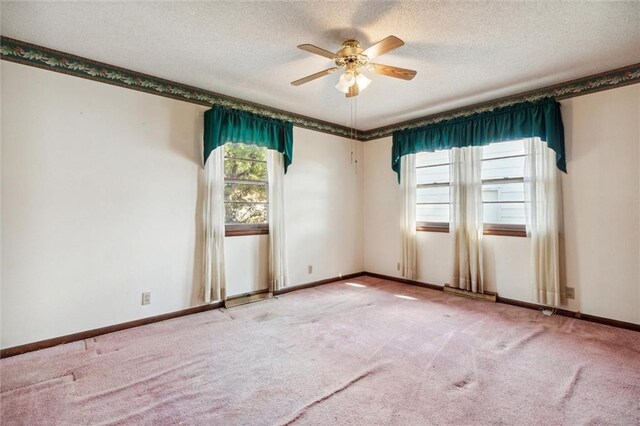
[2, 1, 640, 130]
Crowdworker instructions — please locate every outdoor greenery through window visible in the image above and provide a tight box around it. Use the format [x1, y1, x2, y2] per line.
[224, 143, 268, 227]
[416, 139, 526, 233]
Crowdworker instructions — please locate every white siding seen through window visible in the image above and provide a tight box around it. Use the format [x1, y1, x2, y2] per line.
[415, 139, 526, 225]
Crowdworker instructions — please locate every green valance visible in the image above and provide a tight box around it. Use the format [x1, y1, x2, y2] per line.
[204, 105, 293, 172]
[392, 98, 565, 181]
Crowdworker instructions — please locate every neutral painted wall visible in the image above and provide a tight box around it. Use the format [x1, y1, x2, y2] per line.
[363, 84, 640, 325]
[2, 62, 205, 350]
[561, 85, 640, 324]
[1, 62, 364, 348]
[225, 235, 269, 296]
[285, 128, 364, 286]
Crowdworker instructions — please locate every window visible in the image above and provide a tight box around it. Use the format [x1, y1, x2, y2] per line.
[415, 140, 526, 236]
[481, 140, 526, 231]
[224, 143, 269, 236]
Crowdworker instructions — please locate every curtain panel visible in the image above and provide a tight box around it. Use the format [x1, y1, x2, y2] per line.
[266, 150, 289, 292]
[203, 105, 293, 172]
[524, 137, 563, 307]
[450, 146, 485, 293]
[400, 154, 418, 280]
[203, 145, 226, 303]
[391, 98, 565, 181]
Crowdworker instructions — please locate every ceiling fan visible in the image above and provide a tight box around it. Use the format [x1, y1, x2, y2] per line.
[291, 36, 416, 98]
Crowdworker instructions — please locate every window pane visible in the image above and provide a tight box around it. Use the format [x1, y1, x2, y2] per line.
[416, 150, 449, 167]
[225, 183, 267, 203]
[482, 156, 524, 180]
[224, 159, 267, 181]
[417, 204, 450, 223]
[482, 140, 525, 159]
[417, 186, 449, 204]
[417, 164, 449, 185]
[224, 143, 268, 225]
[483, 202, 525, 225]
[417, 186, 449, 223]
[416, 151, 450, 224]
[225, 203, 268, 224]
[482, 182, 524, 203]
[483, 180, 525, 224]
[225, 143, 266, 161]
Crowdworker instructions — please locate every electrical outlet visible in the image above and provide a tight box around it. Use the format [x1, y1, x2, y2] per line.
[142, 292, 151, 305]
[307, 265, 313, 274]
[566, 287, 575, 300]
[397, 262, 401, 271]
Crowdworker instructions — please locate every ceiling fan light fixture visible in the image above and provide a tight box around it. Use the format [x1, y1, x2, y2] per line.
[335, 83, 348, 93]
[335, 80, 349, 94]
[335, 70, 356, 93]
[355, 72, 371, 91]
[340, 70, 356, 86]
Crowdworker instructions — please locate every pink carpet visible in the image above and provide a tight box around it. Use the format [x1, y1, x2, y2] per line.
[2, 276, 639, 425]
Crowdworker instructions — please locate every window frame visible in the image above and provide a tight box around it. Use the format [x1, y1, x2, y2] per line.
[223, 147, 270, 237]
[415, 146, 527, 237]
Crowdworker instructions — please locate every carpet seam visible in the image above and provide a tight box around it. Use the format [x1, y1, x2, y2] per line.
[279, 365, 385, 425]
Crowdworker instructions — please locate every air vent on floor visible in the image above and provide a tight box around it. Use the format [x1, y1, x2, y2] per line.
[224, 290, 272, 308]
[443, 284, 497, 303]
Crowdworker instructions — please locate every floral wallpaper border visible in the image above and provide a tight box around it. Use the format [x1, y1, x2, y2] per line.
[0, 36, 354, 138]
[361, 63, 640, 141]
[2, 36, 639, 142]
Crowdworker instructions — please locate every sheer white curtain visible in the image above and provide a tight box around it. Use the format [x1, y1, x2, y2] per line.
[400, 154, 418, 279]
[267, 149, 288, 292]
[524, 137, 563, 307]
[203, 145, 226, 302]
[450, 146, 484, 293]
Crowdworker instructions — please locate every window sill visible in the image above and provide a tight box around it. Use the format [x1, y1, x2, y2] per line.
[416, 222, 526, 237]
[484, 224, 527, 237]
[225, 224, 269, 237]
[416, 222, 449, 233]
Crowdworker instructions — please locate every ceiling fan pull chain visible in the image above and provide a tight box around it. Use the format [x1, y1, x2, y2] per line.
[355, 97, 358, 175]
[350, 98, 354, 164]
[355, 96, 358, 141]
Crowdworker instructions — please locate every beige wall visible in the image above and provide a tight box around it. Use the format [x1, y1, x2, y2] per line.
[285, 128, 364, 286]
[363, 84, 640, 325]
[2, 62, 205, 349]
[562, 85, 640, 323]
[0, 62, 364, 348]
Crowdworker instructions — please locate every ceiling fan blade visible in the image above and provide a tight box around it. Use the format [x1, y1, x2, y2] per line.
[346, 83, 359, 98]
[297, 44, 338, 59]
[369, 63, 417, 80]
[362, 36, 405, 59]
[291, 67, 339, 86]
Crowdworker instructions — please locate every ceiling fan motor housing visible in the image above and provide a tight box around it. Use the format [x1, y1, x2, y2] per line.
[335, 40, 369, 70]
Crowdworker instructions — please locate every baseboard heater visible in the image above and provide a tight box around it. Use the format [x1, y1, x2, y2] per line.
[224, 289, 272, 308]
[443, 284, 497, 303]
